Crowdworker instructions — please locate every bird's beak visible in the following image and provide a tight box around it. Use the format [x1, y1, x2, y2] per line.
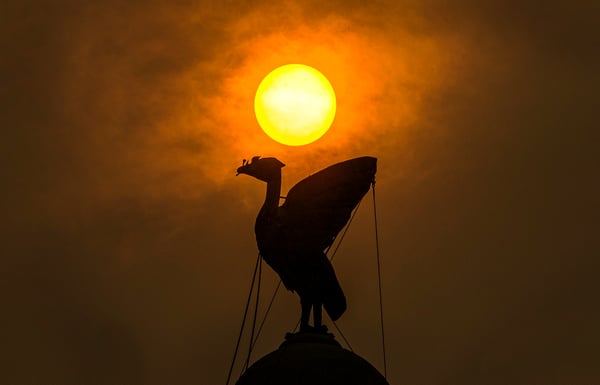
[236, 164, 249, 176]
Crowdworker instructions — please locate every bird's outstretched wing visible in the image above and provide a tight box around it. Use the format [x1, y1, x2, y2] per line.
[281, 157, 377, 251]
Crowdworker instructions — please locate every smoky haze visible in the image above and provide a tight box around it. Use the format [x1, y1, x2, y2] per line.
[1, 1, 598, 384]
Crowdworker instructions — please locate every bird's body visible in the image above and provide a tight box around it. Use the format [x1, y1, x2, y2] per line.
[237, 156, 376, 332]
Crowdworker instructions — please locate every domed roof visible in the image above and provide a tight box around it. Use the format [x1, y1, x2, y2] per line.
[236, 332, 388, 385]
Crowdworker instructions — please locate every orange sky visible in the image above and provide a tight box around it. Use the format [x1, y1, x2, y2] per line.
[1, 1, 598, 384]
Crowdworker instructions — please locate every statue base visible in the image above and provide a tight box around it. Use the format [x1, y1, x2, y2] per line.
[237, 329, 388, 385]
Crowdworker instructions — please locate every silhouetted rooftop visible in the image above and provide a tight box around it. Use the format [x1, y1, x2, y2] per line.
[236, 332, 389, 385]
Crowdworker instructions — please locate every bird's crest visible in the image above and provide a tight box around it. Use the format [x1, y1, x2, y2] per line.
[236, 156, 285, 181]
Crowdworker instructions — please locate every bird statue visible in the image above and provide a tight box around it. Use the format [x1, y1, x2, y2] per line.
[237, 156, 377, 333]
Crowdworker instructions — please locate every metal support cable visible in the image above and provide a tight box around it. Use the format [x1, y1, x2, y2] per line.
[331, 320, 354, 352]
[329, 199, 362, 263]
[244, 254, 262, 371]
[250, 279, 282, 350]
[225, 253, 261, 385]
[372, 183, 387, 379]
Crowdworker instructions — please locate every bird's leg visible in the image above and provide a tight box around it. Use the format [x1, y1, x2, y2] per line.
[313, 302, 324, 332]
[300, 297, 311, 332]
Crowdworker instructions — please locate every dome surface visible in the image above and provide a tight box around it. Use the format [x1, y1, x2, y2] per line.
[236, 332, 388, 385]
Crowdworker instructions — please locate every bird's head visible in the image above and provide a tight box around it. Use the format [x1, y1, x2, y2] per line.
[236, 156, 285, 182]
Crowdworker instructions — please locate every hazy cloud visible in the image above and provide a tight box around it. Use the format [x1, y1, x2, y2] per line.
[1, 1, 598, 384]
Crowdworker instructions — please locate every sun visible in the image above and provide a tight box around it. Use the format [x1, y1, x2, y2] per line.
[254, 64, 336, 146]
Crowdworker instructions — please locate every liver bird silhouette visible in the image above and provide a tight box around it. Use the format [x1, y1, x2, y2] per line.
[237, 156, 377, 332]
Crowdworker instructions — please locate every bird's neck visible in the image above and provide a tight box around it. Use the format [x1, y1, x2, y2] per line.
[260, 173, 282, 216]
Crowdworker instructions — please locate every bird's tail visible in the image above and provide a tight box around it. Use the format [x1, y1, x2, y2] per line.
[324, 286, 346, 321]
[321, 257, 347, 321]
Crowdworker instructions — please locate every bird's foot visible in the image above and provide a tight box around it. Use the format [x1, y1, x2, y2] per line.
[297, 324, 329, 334]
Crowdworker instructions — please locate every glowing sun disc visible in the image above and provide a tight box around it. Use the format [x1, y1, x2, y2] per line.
[255, 64, 336, 146]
